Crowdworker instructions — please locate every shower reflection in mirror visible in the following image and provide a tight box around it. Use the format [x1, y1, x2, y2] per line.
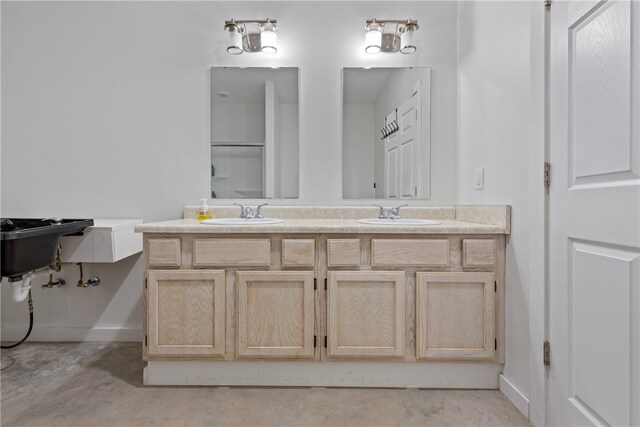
[211, 67, 299, 199]
[342, 67, 431, 200]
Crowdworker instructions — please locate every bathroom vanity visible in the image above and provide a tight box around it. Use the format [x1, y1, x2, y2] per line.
[136, 205, 510, 388]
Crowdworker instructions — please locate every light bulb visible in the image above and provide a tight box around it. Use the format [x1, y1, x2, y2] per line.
[261, 30, 277, 54]
[400, 27, 417, 54]
[365, 29, 382, 54]
[227, 30, 243, 55]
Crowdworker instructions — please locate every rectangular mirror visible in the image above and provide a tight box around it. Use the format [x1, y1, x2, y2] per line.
[211, 67, 299, 199]
[342, 67, 431, 200]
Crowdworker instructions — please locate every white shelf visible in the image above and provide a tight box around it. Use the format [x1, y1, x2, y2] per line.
[60, 219, 143, 263]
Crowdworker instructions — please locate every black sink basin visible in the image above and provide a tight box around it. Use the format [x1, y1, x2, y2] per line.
[1, 218, 94, 279]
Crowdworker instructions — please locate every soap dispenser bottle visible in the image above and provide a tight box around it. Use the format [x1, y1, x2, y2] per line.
[197, 199, 213, 221]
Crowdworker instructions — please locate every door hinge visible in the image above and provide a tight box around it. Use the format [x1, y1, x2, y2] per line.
[543, 340, 551, 366]
[324, 336, 327, 348]
[314, 335, 317, 348]
[314, 278, 317, 290]
[494, 281, 497, 292]
[495, 338, 497, 350]
[144, 278, 147, 289]
[544, 0, 551, 9]
[544, 162, 551, 188]
[324, 278, 328, 291]
[144, 335, 148, 347]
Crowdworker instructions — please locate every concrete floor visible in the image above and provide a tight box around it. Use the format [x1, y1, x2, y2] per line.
[1, 342, 531, 427]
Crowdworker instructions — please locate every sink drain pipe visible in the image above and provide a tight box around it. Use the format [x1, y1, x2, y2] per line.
[1, 245, 64, 350]
[1, 289, 33, 349]
[2, 267, 50, 349]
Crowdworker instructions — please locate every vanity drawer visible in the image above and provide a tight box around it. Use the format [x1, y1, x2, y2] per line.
[462, 239, 496, 267]
[148, 238, 181, 267]
[282, 239, 315, 267]
[193, 239, 271, 267]
[371, 239, 449, 267]
[327, 239, 361, 267]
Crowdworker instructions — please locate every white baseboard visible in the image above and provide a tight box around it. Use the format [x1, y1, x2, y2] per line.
[146, 361, 502, 388]
[1, 326, 142, 342]
[499, 374, 530, 419]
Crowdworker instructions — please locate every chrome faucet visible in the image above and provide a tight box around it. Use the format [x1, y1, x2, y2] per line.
[373, 204, 408, 220]
[234, 203, 268, 219]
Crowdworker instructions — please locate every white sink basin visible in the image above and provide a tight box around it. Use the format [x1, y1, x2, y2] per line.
[357, 218, 441, 226]
[200, 218, 284, 225]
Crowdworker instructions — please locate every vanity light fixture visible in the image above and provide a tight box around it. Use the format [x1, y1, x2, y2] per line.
[224, 18, 278, 54]
[364, 19, 419, 54]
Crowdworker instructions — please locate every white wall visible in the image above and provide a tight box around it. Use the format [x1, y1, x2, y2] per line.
[457, 2, 545, 425]
[0, 1, 457, 342]
[211, 104, 265, 144]
[342, 104, 375, 199]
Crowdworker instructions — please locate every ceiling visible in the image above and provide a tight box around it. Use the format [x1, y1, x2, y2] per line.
[342, 68, 394, 104]
[211, 67, 299, 104]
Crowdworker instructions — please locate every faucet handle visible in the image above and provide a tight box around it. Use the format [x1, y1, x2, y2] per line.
[373, 204, 387, 219]
[255, 203, 268, 219]
[233, 203, 247, 218]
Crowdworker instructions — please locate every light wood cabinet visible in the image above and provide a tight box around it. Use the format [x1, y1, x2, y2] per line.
[416, 272, 495, 360]
[148, 238, 181, 267]
[281, 239, 315, 267]
[462, 239, 496, 267]
[147, 269, 225, 356]
[371, 239, 449, 267]
[143, 233, 505, 369]
[327, 271, 405, 358]
[327, 239, 360, 267]
[236, 271, 315, 358]
[193, 238, 271, 267]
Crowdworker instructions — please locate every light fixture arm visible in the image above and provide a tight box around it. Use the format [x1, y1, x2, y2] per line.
[225, 18, 278, 28]
[365, 18, 419, 30]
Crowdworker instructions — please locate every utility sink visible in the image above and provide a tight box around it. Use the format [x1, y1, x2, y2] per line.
[357, 218, 441, 226]
[200, 218, 284, 225]
[1, 218, 94, 279]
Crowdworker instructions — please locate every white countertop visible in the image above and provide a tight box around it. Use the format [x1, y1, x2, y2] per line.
[135, 218, 507, 235]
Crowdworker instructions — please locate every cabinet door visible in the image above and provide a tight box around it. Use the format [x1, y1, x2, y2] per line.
[237, 271, 315, 358]
[416, 272, 495, 360]
[327, 271, 405, 358]
[147, 270, 225, 356]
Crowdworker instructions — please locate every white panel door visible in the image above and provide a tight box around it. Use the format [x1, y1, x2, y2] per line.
[384, 87, 420, 199]
[549, 1, 639, 426]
